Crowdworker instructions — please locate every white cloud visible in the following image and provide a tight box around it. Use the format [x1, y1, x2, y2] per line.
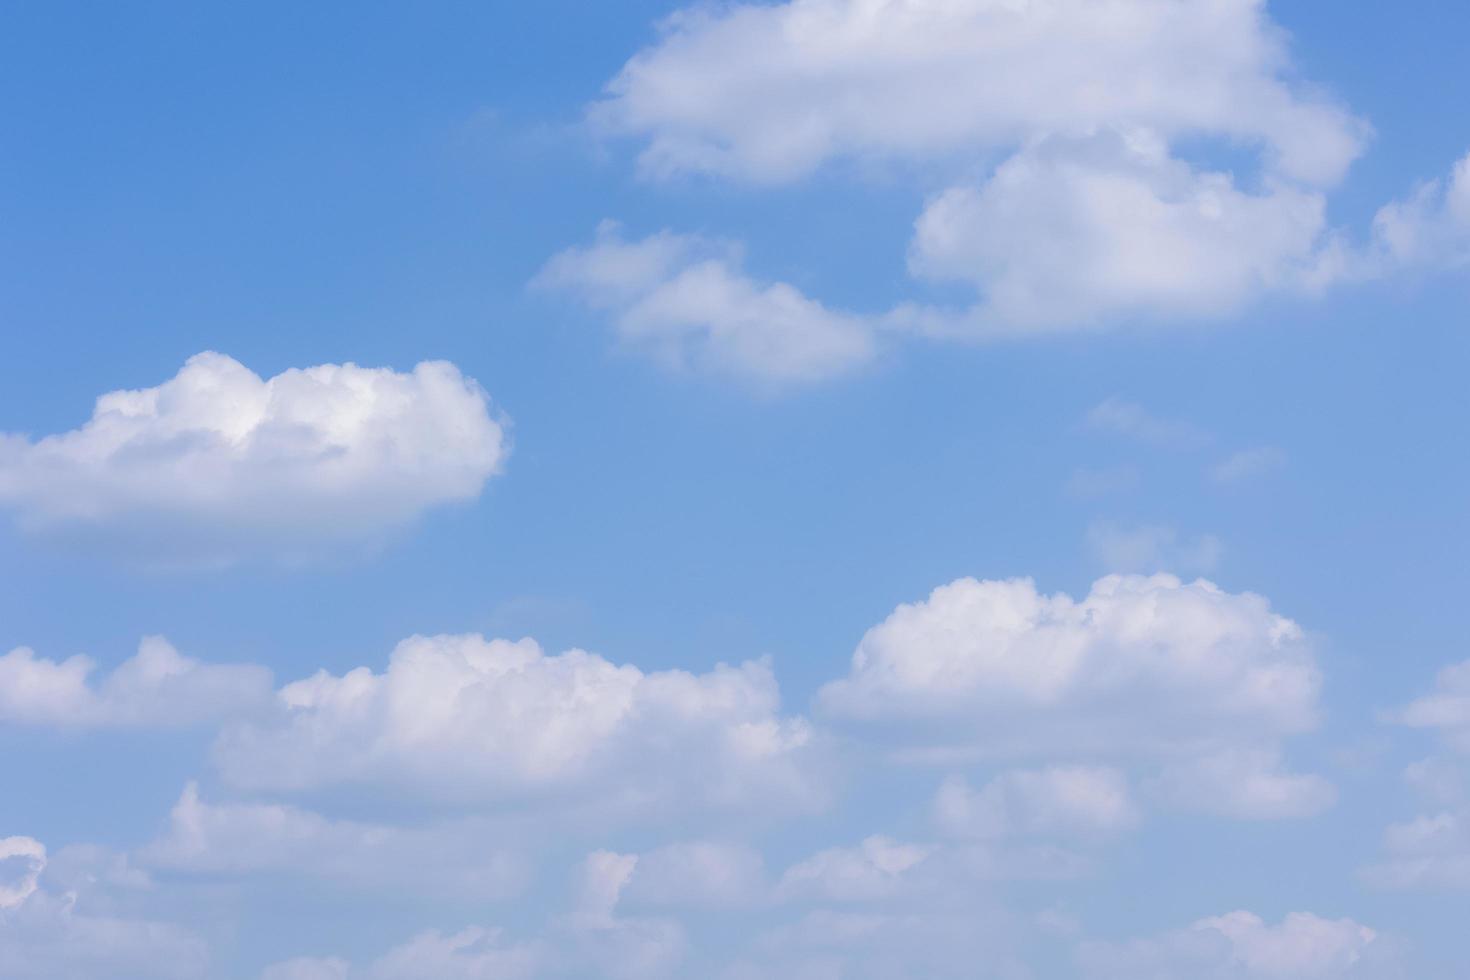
[139, 783, 527, 899]
[0, 836, 46, 910]
[0, 637, 272, 730]
[535, 222, 876, 384]
[933, 767, 1140, 840]
[593, 0, 1365, 186]
[902, 132, 1338, 332]
[1212, 446, 1289, 484]
[0, 353, 507, 564]
[213, 633, 825, 817]
[1365, 660, 1470, 889]
[1078, 911, 1386, 979]
[1149, 746, 1336, 820]
[562, 2, 1470, 363]
[1086, 521, 1223, 574]
[1366, 150, 1470, 272]
[1363, 808, 1470, 890]
[817, 573, 1327, 818]
[1084, 396, 1209, 448]
[1393, 658, 1470, 753]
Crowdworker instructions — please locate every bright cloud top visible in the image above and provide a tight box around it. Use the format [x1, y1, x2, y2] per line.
[819, 573, 1330, 818]
[0, 637, 272, 730]
[594, 0, 1365, 185]
[900, 130, 1340, 332]
[535, 222, 876, 384]
[213, 633, 824, 816]
[0, 352, 508, 563]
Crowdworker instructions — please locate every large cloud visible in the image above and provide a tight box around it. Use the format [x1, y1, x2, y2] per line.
[593, 0, 1365, 185]
[534, 222, 876, 384]
[818, 573, 1331, 818]
[0, 353, 507, 564]
[0, 637, 272, 729]
[213, 634, 826, 817]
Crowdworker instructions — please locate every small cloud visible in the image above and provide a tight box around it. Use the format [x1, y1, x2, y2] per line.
[1084, 398, 1209, 449]
[1211, 446, 1288, 483]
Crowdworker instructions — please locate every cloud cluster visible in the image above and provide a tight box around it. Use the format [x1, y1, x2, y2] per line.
[213, 633, 825, 817]
[545, 0, 1470, 382]
[1365, 658, 1470, 889]
[0, 637, 272, 729]
[0, 353, 508, 563]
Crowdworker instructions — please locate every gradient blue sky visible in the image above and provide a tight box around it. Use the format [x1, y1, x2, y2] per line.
[2, 2, 1468, 978]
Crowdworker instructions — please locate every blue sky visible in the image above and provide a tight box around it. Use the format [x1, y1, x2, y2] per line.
[2, 1, 1469, 977]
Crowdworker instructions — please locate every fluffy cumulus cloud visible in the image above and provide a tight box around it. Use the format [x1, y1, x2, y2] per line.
[213, 633, 825, 817]
[0, 353, 507, 564]
[593, 0, 1365, 185]
[0, 636, 271, 729]
[534, 222, 876, 384]
[901, 131, 1338, 332]
[819, 573, 1331, 818]
[1077, 911, 1388, 979]
[558, 0, 1470, 374]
